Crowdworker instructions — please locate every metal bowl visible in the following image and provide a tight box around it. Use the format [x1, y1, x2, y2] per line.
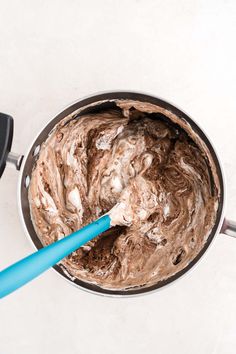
[17, 91, 229, 297]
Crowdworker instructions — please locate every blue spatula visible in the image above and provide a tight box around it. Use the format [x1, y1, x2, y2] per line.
[0, 214, 111, 299]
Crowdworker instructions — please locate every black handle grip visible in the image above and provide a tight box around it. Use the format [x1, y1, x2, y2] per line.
[0, 113, 13, 178]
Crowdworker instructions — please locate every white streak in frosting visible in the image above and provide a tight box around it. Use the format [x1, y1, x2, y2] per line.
[68, 188, 83, 220]
[96, 125, 124, 150]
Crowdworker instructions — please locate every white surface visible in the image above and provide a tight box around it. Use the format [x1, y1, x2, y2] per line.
[1, 1, 236, 353]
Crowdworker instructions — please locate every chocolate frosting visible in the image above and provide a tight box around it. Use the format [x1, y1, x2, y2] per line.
[28, 100, 219, 290]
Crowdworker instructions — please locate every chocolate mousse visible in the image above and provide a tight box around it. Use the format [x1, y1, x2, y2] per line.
[28, 100, 219, 289]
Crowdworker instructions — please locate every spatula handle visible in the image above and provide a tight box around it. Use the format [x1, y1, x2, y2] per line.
[0, 215, 111, 299]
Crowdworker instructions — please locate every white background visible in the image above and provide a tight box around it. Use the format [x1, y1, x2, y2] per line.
[1, 1, 236, 353]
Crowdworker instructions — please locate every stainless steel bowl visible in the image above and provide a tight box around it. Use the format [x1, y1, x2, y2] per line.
[1, 91, 235, 297]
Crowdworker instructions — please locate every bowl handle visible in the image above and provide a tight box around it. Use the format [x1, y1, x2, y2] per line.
[0, 113, 14, 177]
[0, 113, 23, 177]
[221, 219, 236, 238]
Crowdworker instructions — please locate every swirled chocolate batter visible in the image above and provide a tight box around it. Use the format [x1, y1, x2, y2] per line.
[29, 100, 219, 290]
